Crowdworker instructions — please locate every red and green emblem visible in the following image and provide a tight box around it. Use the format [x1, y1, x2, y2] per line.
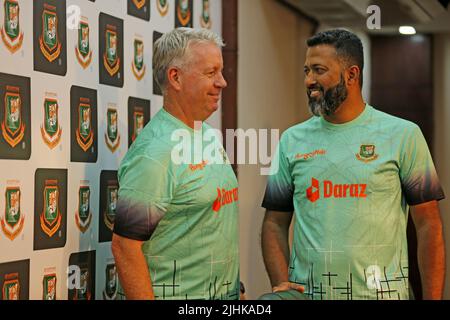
[2, 273, 20, 300]
[356, 144, 379, 163]
[75, 19, 92, 69]
[200, 0, 211, 29]
[104, 184, 118, 231]
[157, 0, 168, 16]
[75, 101, 94, 152]
[105, 108, 120, 152]
[103, 27, 120, 76]
[131, 38, 145, 80]
[75, 185, 91, 233]
[43, 273, 57, 300]
[131, 111, 144, 143]
[132, 0, 146, 10]
[177, 0, 191, 26]
[1, 187, 24, 241]
[39, 4, 61, 62]
[40, 97, 62, 149]
[39, 180, 61, 237]
[2, 86, 25, 148]
[1, 0, 24, 53]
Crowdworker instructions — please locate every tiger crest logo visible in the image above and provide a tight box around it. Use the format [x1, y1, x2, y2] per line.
[1, 0, 24, 53]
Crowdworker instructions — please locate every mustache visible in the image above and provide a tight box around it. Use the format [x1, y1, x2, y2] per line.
[307, 86, 323, 96]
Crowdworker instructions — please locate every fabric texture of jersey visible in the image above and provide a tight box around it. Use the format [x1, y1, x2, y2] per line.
[115, 108, 240, 300]
[262, 105, 445, 300]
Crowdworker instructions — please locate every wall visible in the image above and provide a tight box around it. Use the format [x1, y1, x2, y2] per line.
[433, 33, 450, 300]
[237, 0, 314, 299]
[0, 0, 222, 300]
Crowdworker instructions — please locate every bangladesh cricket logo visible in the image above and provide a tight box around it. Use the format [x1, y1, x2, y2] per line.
[103, 27, 120, 76]
[177, 0, 191, 27]
[75, 19, 92, 69]
[0, 0, 24, 53]
[39, 180, 61, 237]
[131, 38, 145, 80]
[2, 273, 19, 300]
[74, 268, 91, 300]
[157, 0, 168, 16]
[132, 0, 146, 10]
[2, 86, 25, 148]
[200, 0, 211, 29]
[40, 97, 62, 149]
[356, 144, 379, 163]
[75, 186, 92, 233]
[39, 4, 61, 62]
[105, 108, 120, 152]
[131, 111, 144, 143]
[1, 187, 24, 241]
[104, 184, 118, 231]
[42, 273, 57, 300]
[103, 263, 117, 300]
[75, 102, 94, 152]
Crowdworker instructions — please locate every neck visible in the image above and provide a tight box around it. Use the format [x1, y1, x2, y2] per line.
[163, 94, 199, 129]
[322, 93, 366, 124]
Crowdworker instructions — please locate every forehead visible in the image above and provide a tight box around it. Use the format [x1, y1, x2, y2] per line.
[185, 41, 223, 66]
[305, 44, 340, 67]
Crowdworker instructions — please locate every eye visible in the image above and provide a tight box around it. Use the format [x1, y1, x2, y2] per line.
[315, 67, 326, 75]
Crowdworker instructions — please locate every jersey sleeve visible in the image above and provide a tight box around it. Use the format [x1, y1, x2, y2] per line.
[399, 124, 445, 205]
[261, 136, 294, 212]
[113, 154, 176, 241]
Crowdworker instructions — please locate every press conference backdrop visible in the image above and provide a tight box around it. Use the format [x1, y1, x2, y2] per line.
[0, 0, 222, 300]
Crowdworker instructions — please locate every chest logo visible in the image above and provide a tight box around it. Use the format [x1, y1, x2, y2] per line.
[356, 144, 378, 163]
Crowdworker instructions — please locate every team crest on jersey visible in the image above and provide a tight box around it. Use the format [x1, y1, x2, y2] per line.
[200, 0, 211, 29]
[1, 0, 24, 53]
[39, 180, 61, 237]
[157, 0, 168, 16]
[42, 272, 57, 300]
[75, 185, 92, 233]
[1, 186, 24, 241]
[40, 95, 62, 149]
[131, 37, 146, 80]
[105, 107, 120, 152]
[131, 111, 144, 143]
[39, 4, 61, 62]
[356, 144, 378, 163]
[76, 101, 94, 152]
[104, 183, 118, 231]
[75, 19, 92, 69]
[103, 263, 117, 300]
[177, 0, 191, 27]
[74, 268, 91, 300]
[131, 0, 145, 9]
[2, 86, 25, 148]
[2, 273, 19, 300]
[103, 26, 120, 76]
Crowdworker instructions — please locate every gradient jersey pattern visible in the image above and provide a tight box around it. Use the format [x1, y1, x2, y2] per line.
[114, 108, 240, 300]
[262, 105, 445, 300]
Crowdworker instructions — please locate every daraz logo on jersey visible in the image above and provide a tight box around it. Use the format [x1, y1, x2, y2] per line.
[212, 187, 238, 212]
[306, 178, 367, 203]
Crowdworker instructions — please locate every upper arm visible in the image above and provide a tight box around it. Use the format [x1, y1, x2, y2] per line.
[410, 200, 443, 230]
[263, 210, 293, 232]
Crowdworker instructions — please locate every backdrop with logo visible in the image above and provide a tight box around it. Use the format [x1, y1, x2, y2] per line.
[0, 0, 222, 300]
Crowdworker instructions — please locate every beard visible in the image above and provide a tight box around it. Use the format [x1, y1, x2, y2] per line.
[307, 74, 348, 117]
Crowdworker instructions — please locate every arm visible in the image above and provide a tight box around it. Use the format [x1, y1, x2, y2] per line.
[112, 233, 155, 300]
[261, 210, 303, 292]
[410, 200, 445, 300]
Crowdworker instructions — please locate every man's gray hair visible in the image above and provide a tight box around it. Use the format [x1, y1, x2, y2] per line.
[153, 28, 225, 93]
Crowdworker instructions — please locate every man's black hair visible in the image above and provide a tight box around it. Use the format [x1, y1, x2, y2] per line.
[307, 29, 364, 88]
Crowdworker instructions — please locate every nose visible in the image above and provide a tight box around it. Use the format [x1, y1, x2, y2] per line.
[215, 71, 227, 89]
[304, 71, 317, 88]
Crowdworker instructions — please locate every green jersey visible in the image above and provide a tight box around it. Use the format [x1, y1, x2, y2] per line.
[262, 105, 444, 300]
[115, 108, 239, 300]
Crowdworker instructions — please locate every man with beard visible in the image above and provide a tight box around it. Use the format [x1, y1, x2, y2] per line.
[261, 29, 445, 300]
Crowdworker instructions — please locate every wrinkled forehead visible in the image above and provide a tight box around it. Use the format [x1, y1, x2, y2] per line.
[305, 44, 340, 68]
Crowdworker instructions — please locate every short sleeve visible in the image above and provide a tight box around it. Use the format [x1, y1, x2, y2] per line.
[261, 137, 294, 212]
[399, 125, 445, 205]
[113, 154, 176, 241]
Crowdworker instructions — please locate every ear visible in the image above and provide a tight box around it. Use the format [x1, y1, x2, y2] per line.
[346, 65, 360, 87]
[167, 66, 182, 91]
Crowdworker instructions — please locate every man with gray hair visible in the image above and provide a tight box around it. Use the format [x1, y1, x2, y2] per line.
[112, 28, 240, 300]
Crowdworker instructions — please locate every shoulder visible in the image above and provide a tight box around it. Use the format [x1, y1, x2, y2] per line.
[279, 116, 320, 145]
[370, 107, 419, 132]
